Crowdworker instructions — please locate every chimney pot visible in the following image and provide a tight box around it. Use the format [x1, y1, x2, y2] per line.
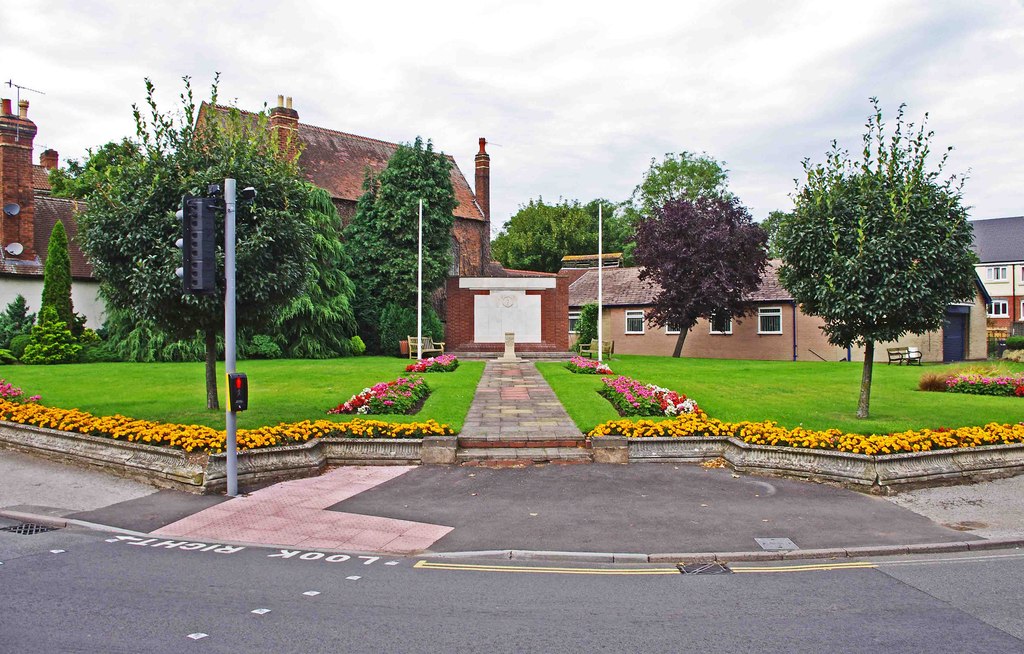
[277, 94, 284, 108]
[18, 100, 28, 119]
[478, 137, 487, 154]
[286, 96, 293, 110]
[40, 149, 59, 170]
[1, 99, 11, 116]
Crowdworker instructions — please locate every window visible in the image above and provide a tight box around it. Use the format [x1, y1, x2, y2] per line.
[568, 311, 581, 334]
[449, 238, 461, 276]
[986, 266, 1008, 282]
[625, 310, 645, 334]
[709, 313, 732, 334]
[987, 299, 1009, 318]
[758, 307, 783, 334]
[665, 324, 680, 335]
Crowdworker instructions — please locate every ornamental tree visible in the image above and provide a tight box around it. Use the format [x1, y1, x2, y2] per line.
[77, 76, 314, 409]
[40, 221, 75, 331]
[631, 151, 734, 218]
[345, 137, 457, 353]
[777, 99, 976, 419]
[633, 196, 768, 357]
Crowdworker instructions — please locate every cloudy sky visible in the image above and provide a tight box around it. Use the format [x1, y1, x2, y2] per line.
[4, 1, 1022, 233]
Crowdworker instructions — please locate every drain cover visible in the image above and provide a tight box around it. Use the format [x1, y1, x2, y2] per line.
[1, 523, 58, 536]
[755, 537, 798, 551]
[678, 562, 732, 575]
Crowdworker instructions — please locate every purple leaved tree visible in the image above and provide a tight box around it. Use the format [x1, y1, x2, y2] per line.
[633, 197, 768, 357]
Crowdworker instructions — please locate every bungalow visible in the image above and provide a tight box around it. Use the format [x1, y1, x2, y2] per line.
[568, 261, 989, 363]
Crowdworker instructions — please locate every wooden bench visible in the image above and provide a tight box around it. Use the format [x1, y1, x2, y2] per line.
[578, 339, 614, 359]
[408, 336, 445, 359]
[887, 346, 922, 365]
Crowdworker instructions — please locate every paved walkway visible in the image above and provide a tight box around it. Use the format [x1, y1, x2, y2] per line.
[458, 360, 582, 444]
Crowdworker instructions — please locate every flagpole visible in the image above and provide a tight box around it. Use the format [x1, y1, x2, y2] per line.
[597, 203, 603, 363]
[417, 199, 423, 360]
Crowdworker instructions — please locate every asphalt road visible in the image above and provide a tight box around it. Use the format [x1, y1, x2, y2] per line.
[2, 520, 1022, 653]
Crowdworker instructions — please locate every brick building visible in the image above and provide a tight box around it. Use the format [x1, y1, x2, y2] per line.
[0, 98, 103, 326]
[971, 216, 1024, 332]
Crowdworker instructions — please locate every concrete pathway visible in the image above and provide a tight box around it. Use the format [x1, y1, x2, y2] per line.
[152, 466, 452, 554]
[458, 360, 581, 445]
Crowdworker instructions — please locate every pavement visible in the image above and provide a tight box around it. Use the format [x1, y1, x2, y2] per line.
[1, 358, 1022, 562]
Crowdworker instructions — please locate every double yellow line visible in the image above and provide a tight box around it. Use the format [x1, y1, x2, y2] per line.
[732, 561, 877, 574]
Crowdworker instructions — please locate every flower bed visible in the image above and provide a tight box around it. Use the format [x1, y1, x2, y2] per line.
[598, 375, 699, 416]
[0, 398, 453, 454]
[566, 356, 613, 375]
[406, 354, 459, 373]
[327, 376, 429, 415]
[946, 373, 1024, 397]
[0, 380, 40, 403]
[589, 413, 1024, 456]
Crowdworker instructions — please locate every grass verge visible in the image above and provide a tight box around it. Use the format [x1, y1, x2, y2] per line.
[537, 355, 1024, 435]
[0, 357, 484, 432]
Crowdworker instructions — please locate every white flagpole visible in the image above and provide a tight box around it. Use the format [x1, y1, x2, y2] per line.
[597, 203, 603, 363]
[417, 199, 423, 360]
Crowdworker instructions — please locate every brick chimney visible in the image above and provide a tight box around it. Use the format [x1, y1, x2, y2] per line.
[475, 137, 491, 266]
[269, 95, 299, 161]
[0, 98, 38, 260]
[40, 148, 58, 170]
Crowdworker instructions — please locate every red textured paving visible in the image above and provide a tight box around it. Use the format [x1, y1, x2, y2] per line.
[152, 466, 452, 554]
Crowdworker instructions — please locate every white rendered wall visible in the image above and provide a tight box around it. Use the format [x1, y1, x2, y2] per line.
[0, 277, 105, 328]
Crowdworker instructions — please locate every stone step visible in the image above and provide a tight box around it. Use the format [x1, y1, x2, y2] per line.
[448, 351, 575, 360]
[459, 437, 589, 449]
[457, 446, 593, 465]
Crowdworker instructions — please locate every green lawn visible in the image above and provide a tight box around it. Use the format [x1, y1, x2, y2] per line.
[0, 357, 484, 431]
[538, 355, 1024, 435]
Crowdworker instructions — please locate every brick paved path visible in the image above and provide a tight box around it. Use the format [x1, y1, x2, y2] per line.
[458, 360, 583, 445]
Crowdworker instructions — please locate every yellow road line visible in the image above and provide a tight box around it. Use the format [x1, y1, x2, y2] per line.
[414, 560, 680, 575]
[731, 561, 877, 573]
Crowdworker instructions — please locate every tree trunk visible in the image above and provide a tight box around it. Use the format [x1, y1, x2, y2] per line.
[672, 330, 689, 358]
[205, 329, 220, 411]
[857, 340, 874, 419]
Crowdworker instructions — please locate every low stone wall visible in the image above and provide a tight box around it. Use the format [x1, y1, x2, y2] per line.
[0, 421, 428, 494]
[591, 436, 1024, 492]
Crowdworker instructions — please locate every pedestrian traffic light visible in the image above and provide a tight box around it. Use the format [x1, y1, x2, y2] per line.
[175, 194, 217, 294]
[227, 372, 248, 412]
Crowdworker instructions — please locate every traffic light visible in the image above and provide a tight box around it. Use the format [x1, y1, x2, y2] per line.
[175, 194, 217, 294]
[227, 372, 248, 412]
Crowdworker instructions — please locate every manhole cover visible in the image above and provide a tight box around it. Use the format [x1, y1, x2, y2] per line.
[1, 523, 58, 536]
[755, 537, 798, 551]
[677, 562, 732, 575]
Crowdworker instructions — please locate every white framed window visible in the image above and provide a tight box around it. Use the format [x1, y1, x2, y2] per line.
[665, 324, 680, 335]
[986, 266, 1008, 282]
[709, 313, 732, 335]
[625, 310, 645, 334]
[568, 311, 581, 334]
[987, 299, 1009, 318]
[758, 307, 783, 334]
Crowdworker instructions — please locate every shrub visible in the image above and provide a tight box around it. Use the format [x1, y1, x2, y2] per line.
[22, 307, 82, 365]
[573, 303, 598, 353]
[0, 295, 35, 349]
[350, 335, 366, 356]
[918, 371, 952, 392]
[1004, 349, 1024, 363]
[378, 303, 443, 357]
[243, 334, 283, 360]
[327, 376, 429, 415]
[0, 349, 17, 365]
[1006, 336, 1024, 351]
[78, 328, 101, 345]
[78, 342, 121, 363]
[9, 334, 31, 359]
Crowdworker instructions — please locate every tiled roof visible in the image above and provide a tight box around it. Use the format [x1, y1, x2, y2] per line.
[209, 104, 484, 221]
[33, 165, 51, 193]
[34, 196, 93, 279]
[971, 216, 1024, 263]
[568, 261, 791, 307]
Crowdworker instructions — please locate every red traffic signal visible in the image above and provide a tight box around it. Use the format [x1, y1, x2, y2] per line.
[227, 372, 248, 412]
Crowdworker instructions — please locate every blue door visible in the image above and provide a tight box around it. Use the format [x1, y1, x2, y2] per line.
[943, 312, 966, 363]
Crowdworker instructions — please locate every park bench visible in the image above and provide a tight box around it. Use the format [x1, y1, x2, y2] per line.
[578, 339, 614, 359]
[408, 335, 445, 359]
[887, 346, 922, 365]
